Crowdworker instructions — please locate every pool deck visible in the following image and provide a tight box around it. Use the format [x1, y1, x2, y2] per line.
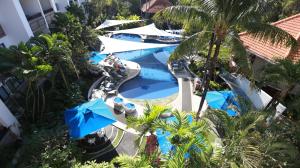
[168, 65, 208, 114]
[90, 59, 208, 134]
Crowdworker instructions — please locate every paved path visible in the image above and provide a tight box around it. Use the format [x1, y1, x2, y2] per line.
[115, 132, 139, 156]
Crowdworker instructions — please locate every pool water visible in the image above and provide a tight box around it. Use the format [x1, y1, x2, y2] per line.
[111, 33, 142, 42]
[116, 46, 178, 99]
[89, 52, 106, 64]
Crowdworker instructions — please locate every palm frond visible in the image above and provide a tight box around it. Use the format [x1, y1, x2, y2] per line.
[169, 31, 211, 61]
[242, 22, 298, 48]
[155, 5, 212, 25]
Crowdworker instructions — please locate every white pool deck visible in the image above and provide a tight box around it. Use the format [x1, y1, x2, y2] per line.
[90, 60, 208, 134]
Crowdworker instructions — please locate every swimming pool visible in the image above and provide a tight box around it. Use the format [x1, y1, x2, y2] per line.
[116, 46, 178, 99]
[110, 33, 142, 42]
[89, 52, 106, 64]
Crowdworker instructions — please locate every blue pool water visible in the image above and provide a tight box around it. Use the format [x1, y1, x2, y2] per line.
[116, 46, 178, 99]
[89, 52, 106, 64]
[111, 33, 142, 42]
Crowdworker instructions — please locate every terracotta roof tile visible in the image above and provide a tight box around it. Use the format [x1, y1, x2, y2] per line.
[239, 13, 300, 63]
[141, 0, 172, 13]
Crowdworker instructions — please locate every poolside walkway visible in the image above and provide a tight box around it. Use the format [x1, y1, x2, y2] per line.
[168, 65, 208, 113]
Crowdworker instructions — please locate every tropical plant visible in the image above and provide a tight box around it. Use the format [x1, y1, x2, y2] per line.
[17, 125, 83, 167]
[112, 154, 152, 168]
[261, 59, 300, 103]
[153, 110, 221, 167]
[73, 161, 114, 168]
[31, 33, 78, 89]
[127, 103, 170, 136]
[204, 109, 300, 167]
[52, 12, 99, 76]
[66, 3, 86, 23]
[4, 42, 53, 122]
[155, 0, 298, 120]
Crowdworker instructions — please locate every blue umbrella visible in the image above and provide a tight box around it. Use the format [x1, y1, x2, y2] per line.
[206, 91, 238, 117]
[64, 99, 116, 139]
[206, 91, 227, 109]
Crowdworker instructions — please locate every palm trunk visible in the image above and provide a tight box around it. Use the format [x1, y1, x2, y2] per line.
[196, 39, 222, 121]
[199, 32, 215, 90]
[195, 33, 215, 121]
[70, 58, 80, 79]
[41, 88, 46, 120]
[59, 67, 69, 90]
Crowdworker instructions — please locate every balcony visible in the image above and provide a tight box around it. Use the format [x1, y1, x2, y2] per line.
[26, 12, 49, 35]
[44, 8, 55, 26]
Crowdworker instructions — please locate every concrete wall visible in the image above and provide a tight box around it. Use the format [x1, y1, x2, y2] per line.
[40, 0, 53, 10]
[0, 0, 33, 46]
[0, 99, 20, 136]
[20, 0, 41, 16]
[252, 56, 269, 79]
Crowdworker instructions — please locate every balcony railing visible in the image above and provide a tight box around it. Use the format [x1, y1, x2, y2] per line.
[26, 8, 55, 35]
[44, 10, 55, 26]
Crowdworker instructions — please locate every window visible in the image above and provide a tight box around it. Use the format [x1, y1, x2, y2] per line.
[0, 25, 5, 38]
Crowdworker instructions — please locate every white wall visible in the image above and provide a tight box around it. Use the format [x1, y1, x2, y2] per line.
[0, 99, 20, 136]
[54, 0, 69, 12]
[0, 0, 33, 46]
[234, 75, 286, 114]
[20, 0, 41, 16]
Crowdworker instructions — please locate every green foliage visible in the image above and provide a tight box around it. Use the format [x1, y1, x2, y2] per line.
[204, 109, 300, 167]
[73, 161, 114, 168]
[112, 155, 152, 168]
[52, 12, 83, 46]
[209, 81, 222, 90]
[127, 103, 170, 135]
[262, 0, 300, 23]
[17, 125, 83, 167]
[84, 0, 140, 27]
[66, 3, 86, 23]
[52, 12, 99, 76]
[261, 59, 300, 120]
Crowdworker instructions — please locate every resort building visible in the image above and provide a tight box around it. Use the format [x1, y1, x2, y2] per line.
[141, 0, 172, 17]
[0, 0, 86, 48]
[239, 13, 300, 95]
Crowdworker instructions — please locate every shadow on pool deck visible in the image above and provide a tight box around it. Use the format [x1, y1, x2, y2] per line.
[95, 132, 140, 162]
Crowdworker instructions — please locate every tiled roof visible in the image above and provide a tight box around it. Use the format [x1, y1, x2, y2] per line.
[141, 0, 172, 13]
[239, 13, 300, 63]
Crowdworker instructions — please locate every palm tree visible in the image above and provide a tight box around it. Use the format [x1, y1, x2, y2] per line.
[127, 103, 170, 136]
[7, 42, 53, 122]
[30, 33, 78, 89]
[204, 109, 299, 167]
[262, 59, 300, 103]
[112, 154, 152, 168]
[156, 0, 298, 120]
[153, 110, 221, 167]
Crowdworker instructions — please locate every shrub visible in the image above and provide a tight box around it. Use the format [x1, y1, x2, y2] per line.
[209, 81, 222, 90]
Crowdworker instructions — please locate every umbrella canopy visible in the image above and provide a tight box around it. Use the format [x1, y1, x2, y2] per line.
[109, 24, 181, 37]
[206, 91, 238, 117]
[96, 20, 144, 30]
[206, 91, 228, 109]
[98, 36, 176, 54]
[64, 99, 116, 139]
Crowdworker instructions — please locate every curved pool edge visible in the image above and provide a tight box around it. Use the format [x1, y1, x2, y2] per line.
[116, 60, 141, 97]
